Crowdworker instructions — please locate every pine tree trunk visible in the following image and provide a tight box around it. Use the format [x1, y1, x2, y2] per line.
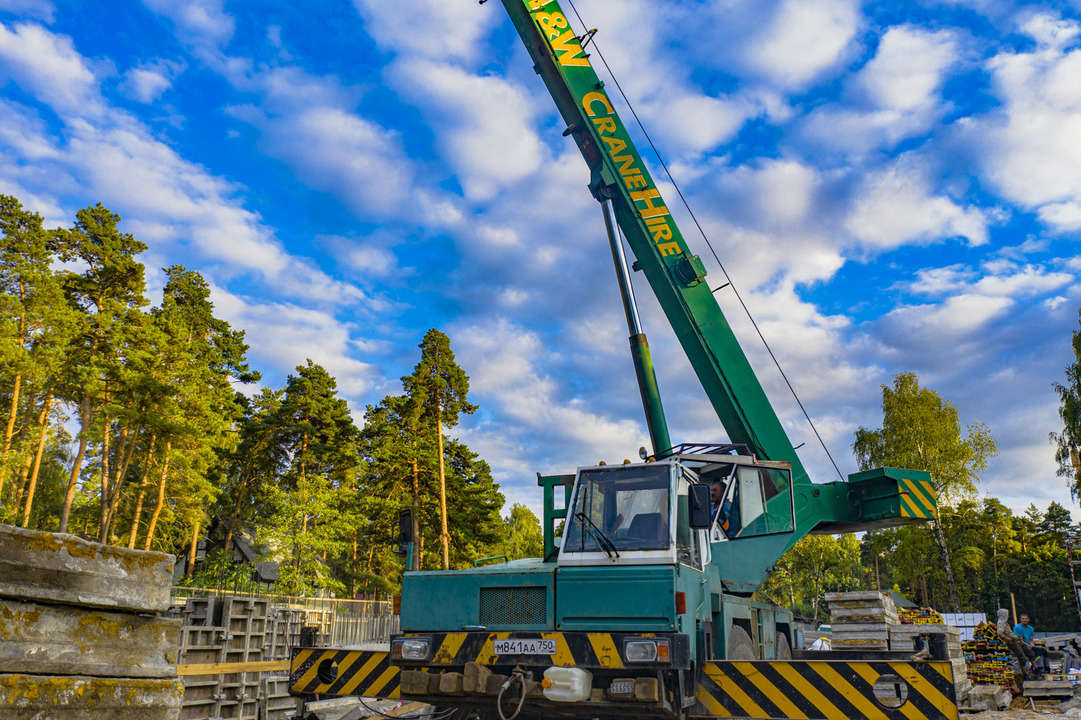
[20, 392, 52, 528]
[224, 470, 250, 554]
[143, 440, 171, 551]
[410, 456, 421, 572]
[103, 425, 137, 540]
[98, 414, 111, 543]
[0, 371, 22, 500]
[60, 391, 93, 533]
[127, 434, 156, 549]
[186, 518, 201, 579]
[11, 402, 34, 513]
[436, 403, 449, 570]
[932, 520, 961, 612]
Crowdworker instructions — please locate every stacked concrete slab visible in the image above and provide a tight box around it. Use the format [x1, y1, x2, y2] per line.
[825, 590, 898, 651]
[0, 523, 183, 720]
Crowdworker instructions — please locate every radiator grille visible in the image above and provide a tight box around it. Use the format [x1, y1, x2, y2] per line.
[479, 586, 547, 626]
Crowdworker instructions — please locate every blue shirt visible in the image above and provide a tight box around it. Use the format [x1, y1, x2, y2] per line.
[1014, 623, 1034, 643]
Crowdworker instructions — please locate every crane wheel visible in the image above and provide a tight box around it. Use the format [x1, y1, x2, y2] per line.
[776, 631, 792, 660]
[727, 626, 757, 660]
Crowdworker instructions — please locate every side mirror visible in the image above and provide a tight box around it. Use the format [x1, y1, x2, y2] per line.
[395, 508, 414, 555]
[688, 484, 712, 529]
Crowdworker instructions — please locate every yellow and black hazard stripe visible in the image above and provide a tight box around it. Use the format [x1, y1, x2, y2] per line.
[899, 476, 937, 520]
[290, 648, 401, 698]
[692, 660, 957, 720]
[399, 631, 688, 670]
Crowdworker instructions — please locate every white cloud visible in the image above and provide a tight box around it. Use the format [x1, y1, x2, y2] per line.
[210, 286, 385, 403]
[119, 58, 185, 103]
[0, 0, 54, 22]
[453, 318, 649, 458]
[859, 26, 958, 112]
[966, 14, 1081, 232]
[350, 0, 501, 64]
[0, 25, 368, 306]
[232, 102, 414, 216]
[139, 0, 234, 50]
[907, 260, 1074, 298]
[748, 0, 861, 89]
[845, 159, 988, 250]
[389, 59, 544, 202]
[0, 22, 98, 114]
[800, 25, 959, 155]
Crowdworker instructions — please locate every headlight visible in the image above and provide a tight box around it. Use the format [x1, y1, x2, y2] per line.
[623, 638, 670, 663]
[391, 637, 431, 661]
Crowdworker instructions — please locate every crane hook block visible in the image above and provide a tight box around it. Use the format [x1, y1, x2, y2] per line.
[673, 253, 707, 287]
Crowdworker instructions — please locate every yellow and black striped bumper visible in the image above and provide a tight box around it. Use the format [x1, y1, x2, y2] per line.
[290, 648, 400, 698]
[692, 660, 957, 720]
[397, 631, 689, 670]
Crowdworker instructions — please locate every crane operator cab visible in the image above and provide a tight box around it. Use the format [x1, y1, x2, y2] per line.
[557, 447, 796, 568]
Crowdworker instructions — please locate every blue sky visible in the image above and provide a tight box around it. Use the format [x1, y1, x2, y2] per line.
[1, 0, 1080, 519]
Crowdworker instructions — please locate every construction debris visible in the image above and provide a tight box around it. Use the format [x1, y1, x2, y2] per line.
[901, 607, 946, 624]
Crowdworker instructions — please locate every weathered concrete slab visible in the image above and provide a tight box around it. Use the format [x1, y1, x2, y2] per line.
[0, 673, 182, 719]
[0, 524, 174, 612]
[0, 599, 180, 677]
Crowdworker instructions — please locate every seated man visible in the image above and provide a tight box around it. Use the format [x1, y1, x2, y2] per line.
[997, 609, 1037, 673]
[1014, 613, 1049, 672]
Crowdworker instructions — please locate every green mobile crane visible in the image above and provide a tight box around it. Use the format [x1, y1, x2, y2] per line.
[290, 2, 955, 718]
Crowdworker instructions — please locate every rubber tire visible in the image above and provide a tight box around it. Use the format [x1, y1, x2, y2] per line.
[776, 631, 793, 660]
[727, 625, 757, 660]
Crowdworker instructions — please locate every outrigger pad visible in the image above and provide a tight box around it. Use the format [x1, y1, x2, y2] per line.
[691, 660, 957, 720]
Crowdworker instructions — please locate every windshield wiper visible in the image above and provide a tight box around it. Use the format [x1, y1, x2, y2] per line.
[575, 512, 620, 558]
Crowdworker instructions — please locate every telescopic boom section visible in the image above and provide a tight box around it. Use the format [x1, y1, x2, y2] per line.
[499, 0, 808, 482]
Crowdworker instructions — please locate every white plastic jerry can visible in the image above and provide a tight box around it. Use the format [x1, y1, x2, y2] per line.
[541, 667, 593, 702]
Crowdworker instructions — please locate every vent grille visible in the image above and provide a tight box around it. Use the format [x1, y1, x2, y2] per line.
[479, 586, 547, 626]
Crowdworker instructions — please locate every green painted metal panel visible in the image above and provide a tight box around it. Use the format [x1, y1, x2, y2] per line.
[555, 565, 675, 631]
[400, 560, 555, 632]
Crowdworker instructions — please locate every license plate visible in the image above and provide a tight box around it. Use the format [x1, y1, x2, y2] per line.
[493, 638, 557, 655]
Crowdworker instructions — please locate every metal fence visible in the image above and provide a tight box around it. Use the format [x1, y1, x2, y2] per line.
[170, 587, 400, 652]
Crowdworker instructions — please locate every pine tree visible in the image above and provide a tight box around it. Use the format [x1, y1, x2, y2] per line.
[0, 196, 70, 523]
[259, 360, 359, 593]
[53, 203, 148, 534]
[402, 330, 477, 570]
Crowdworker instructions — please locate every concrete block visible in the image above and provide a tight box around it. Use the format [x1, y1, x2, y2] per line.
[463, 662, 490, 694]
[968, 684, 1010, 711]
[634, 677, 660, 702]
[0, 524, 174, 613]
[0, 599, 180, 678]
[589, 688, 607, 702]
[485, 673, 508, 696]
[439, 672, 463, 695]
[399, 670, 431, 696]
[428, 672, 443, 695]
[0, 673, 182, 719]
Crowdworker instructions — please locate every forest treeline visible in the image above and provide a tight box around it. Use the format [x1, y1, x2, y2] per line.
[762, 368, 1081, 632]
[0, 195, 541, 596]
[3, 193, 1081, 620]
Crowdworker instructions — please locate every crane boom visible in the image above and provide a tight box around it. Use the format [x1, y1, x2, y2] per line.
[500, 0, 808, 480]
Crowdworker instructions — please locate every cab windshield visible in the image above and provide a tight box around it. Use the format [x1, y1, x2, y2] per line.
[563, 465, 671, 553]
